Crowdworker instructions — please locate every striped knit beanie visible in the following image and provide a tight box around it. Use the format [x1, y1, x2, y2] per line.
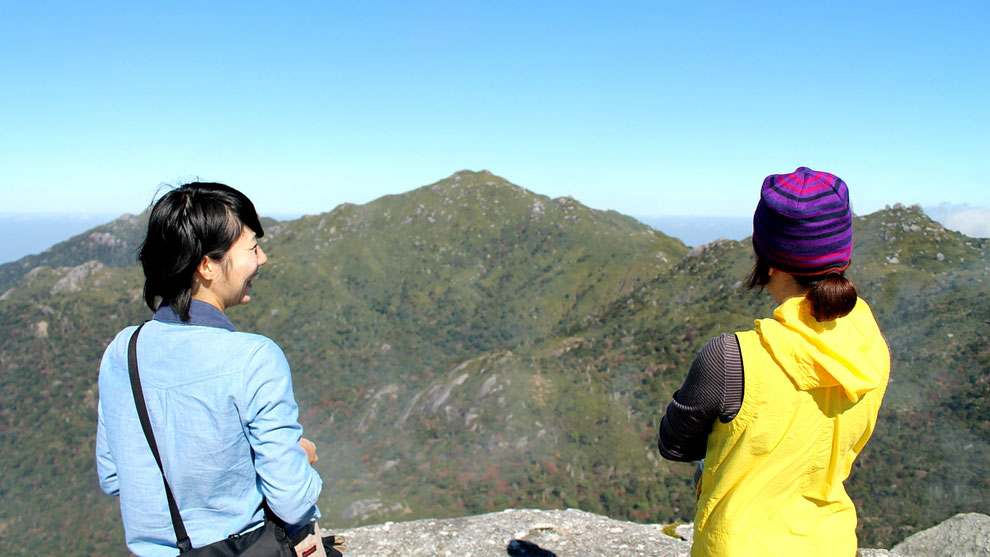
[752, 167, 853, 276]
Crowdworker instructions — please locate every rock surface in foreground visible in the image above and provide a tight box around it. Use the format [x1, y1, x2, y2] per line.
[890, 513, 990, 556]
[327, 509, 990, 557]
[332, 508, 688, 557]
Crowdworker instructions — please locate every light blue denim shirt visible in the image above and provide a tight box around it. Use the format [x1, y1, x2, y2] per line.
[96, 300, 322, 557]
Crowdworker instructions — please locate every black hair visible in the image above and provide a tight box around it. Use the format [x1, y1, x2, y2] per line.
[746, 252, 858, 322]
[744, 254, 773, 291]
[139, 182, 264, 321]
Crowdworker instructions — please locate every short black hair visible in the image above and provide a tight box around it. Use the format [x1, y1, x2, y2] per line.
[139, 182, 264, 321]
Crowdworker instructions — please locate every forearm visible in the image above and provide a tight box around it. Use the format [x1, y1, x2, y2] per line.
[244, 340, 323, 525]
[95, 401, 120, 495]
[658, 399, 711, 461]
[253, 423, 323, 525]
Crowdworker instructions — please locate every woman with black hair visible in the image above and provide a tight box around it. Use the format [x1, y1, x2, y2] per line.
[96, 183, 322, 556]
[658, 168, 890, 556]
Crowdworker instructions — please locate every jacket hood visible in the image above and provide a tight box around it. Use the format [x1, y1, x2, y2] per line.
[754, 296, 888, 402]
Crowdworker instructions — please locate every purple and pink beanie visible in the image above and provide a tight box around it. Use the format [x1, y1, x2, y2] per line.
[752, 167, 853, 276]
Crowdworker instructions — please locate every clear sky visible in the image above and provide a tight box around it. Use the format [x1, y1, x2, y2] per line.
[1, 1, 987, 225]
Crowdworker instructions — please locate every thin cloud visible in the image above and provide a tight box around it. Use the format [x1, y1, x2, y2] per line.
[942, 209, 990, 239]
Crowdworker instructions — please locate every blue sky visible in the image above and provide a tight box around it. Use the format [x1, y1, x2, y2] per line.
[1, 2, 987, 233]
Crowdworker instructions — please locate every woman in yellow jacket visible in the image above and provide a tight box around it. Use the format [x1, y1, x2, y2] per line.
[658, 167, 890, 556]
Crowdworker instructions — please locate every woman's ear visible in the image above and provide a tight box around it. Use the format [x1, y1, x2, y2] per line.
[195, 255, 219, 283]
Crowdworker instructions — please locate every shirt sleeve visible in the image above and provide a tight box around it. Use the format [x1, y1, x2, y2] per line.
[95, 400, 120, 496]
[240, 339, 323, 526]
[657, 333, 744, 462]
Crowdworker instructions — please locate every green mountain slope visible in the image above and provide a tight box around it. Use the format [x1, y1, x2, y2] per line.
[232, 171, 686, 419]
[0, 176, 986, 555]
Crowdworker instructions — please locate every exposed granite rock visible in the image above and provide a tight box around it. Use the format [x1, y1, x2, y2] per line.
[326, 510, 990, 557]
[329, 508, 690, 556]
[51, 260, 103, 294]
[891, 513, 990, 556]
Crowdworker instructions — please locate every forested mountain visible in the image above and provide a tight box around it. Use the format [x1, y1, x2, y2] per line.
[1, 171, 986, 555]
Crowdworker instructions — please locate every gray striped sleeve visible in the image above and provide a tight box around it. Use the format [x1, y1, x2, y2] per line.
[657, 333, 745, 462]
[721, 333, 743, 422]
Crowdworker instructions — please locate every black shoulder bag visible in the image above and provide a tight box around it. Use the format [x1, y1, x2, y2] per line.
[127, 324, 295, 556]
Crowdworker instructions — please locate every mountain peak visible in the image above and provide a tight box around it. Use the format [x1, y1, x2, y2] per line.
[450, 169, 494, 178]
[435, 169, 513, 189]
[450, 169, 498, 180]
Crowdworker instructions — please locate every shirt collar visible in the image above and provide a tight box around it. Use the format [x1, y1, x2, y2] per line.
[153, 299, 237, 332]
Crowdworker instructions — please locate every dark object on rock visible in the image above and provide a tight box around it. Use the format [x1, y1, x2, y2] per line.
[322, 534, 345, 557]
[507, 539, 557, 557]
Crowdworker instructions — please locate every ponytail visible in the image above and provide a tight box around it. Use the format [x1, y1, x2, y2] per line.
[798, 272, 858, 322]
[747, 251, 858, 321]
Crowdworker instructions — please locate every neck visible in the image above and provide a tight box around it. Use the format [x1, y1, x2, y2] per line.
[768, 270, 810, 304]
[191, 289, 227, 314]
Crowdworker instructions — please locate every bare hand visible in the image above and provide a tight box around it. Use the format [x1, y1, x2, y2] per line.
[300, 437, 318, 465]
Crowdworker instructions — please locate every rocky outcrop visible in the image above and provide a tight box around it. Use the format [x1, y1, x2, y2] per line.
[326, 509, 990, 557]
[330, 508, 688, 556]
[889, 513, 990, 556]
[50, 260, 104, 294]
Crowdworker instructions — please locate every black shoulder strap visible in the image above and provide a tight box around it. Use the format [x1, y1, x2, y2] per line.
[127, 324, 194, 553]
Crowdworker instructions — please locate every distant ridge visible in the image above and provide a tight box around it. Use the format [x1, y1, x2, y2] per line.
[0, 213, 124, 265]
[0, 210, 148, 293]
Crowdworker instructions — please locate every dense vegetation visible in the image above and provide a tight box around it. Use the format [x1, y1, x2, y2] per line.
[1, 171, 986, 555]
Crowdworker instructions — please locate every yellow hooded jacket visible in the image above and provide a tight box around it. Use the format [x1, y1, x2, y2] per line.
[692, 296, 890, 556]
